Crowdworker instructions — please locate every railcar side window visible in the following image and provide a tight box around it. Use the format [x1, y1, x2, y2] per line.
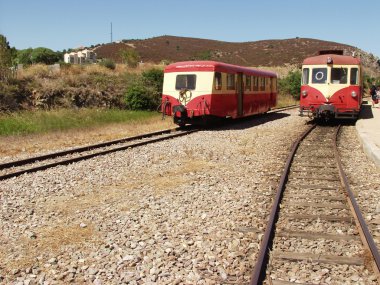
[312, 68, 327, 84]
[331, 68, 348, 84]
[227, 74, 235, 90]
[252, 76, 259, 91]
[175, 74, 196, 90]
[302, 68, 309, 85]
[350, 68, 358, 85]
[214, 72, 222, 90]
[259, 77, 265, 91]
[245, 75, 251, 91]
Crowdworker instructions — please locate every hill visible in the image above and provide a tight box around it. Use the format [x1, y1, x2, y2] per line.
[93, 36, 380, 72]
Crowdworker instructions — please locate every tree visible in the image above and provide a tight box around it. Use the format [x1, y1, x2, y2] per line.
[17, 48, 33, 65]
[0, 34, 13, 80]
[30, 47, 61, 64]
[17, 47, 61, 65]
[120, 48, 139, 68]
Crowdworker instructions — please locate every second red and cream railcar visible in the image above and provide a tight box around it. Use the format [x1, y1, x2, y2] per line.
[299, 53, 362, 120]
[161, 61, 277, 126]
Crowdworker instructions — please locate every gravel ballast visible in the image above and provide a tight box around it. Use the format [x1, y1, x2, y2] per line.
[0, 111, 310, 284]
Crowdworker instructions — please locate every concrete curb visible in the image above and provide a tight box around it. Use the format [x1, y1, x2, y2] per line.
[355, 123, 380, 168]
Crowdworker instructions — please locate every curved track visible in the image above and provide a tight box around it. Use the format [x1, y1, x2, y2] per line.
[250, 124, 380, 284]
[0, 105, 297, 181]
[0, 127, 198, 181]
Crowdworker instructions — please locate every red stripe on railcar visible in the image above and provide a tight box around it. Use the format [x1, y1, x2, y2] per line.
[162, 92, 276, 119]
[303, 55, 361, 65]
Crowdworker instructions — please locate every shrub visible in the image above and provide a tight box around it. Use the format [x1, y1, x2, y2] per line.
[142, 68, 164, 108]
[142, 68, 163, 92]
[125, 83, 152, 110]
[191, 50, 212, 60]
[0, 78, 31, 111]
[278, 70, 302, 100]
[120, 49, 139, 68]
[99, 59, 116, 70]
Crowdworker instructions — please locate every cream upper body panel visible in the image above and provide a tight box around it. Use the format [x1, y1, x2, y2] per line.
[163, 71, 214, 99]
[302, 64, 360, 99]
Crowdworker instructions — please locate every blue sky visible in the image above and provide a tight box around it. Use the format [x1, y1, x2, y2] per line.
[1, 0, 379, 58]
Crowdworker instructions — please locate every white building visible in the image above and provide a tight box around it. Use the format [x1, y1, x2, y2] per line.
[64, 49, 96, 64]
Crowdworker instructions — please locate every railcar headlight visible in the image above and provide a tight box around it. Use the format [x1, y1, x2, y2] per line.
[351, 91, 357, 98]
[302, 90, 308, 97]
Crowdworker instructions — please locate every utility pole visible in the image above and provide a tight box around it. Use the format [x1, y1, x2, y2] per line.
[110, 22, 113, 43]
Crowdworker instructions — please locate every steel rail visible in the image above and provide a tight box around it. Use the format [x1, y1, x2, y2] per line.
[268, 105, 298, 113]
[333, 126, 380, 276]
[0, 129, 198, 181]
[249, 123, 316, 285]
[0, 127, 184, 171]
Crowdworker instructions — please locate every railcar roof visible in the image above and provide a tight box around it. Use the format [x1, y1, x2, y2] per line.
[303, 54, 361, 65]
[164, 61, 277, 77]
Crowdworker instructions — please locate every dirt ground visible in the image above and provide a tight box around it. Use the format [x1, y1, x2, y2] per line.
[0, 118, 176, 158]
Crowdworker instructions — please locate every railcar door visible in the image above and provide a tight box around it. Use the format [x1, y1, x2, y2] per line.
[237, 73, 243, 117]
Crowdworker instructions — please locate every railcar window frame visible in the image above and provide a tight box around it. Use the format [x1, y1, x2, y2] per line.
[311, 68, 328, 84]
[214, 72, 222, 90]
[227, 73, 235, 90]
[259, 77, 265, 91]
[350, 68, 359, 85]
[252, 76, 259, 91]
[175, 74, 197, 90]
[331, 67, 348, 84]
[302, 68, 310, 85]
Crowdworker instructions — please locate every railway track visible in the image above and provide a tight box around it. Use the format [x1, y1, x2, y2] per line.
[0, 127, 198, 181]
[0, 105, 297, 182]
[251, 124, 380, 284]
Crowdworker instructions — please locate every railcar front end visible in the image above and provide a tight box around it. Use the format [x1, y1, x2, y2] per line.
[299, 54, 362, 120]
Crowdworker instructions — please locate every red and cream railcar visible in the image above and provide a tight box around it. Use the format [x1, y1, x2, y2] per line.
[161, 61, 277, 126]
[299, 53, 362, 119]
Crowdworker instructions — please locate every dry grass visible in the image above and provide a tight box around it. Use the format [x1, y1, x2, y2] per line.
[0, 223, 97, 272]
[18, 62, 165, 80]
[18, 64, 55, 79]
[276, 93, 299, 108]
[0, 115, 176, 158]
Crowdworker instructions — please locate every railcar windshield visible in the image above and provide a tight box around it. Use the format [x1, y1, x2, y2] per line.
[312, 68, 327, 84]
[331, 68, 348, 84]
[175, 74, 196, 90]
